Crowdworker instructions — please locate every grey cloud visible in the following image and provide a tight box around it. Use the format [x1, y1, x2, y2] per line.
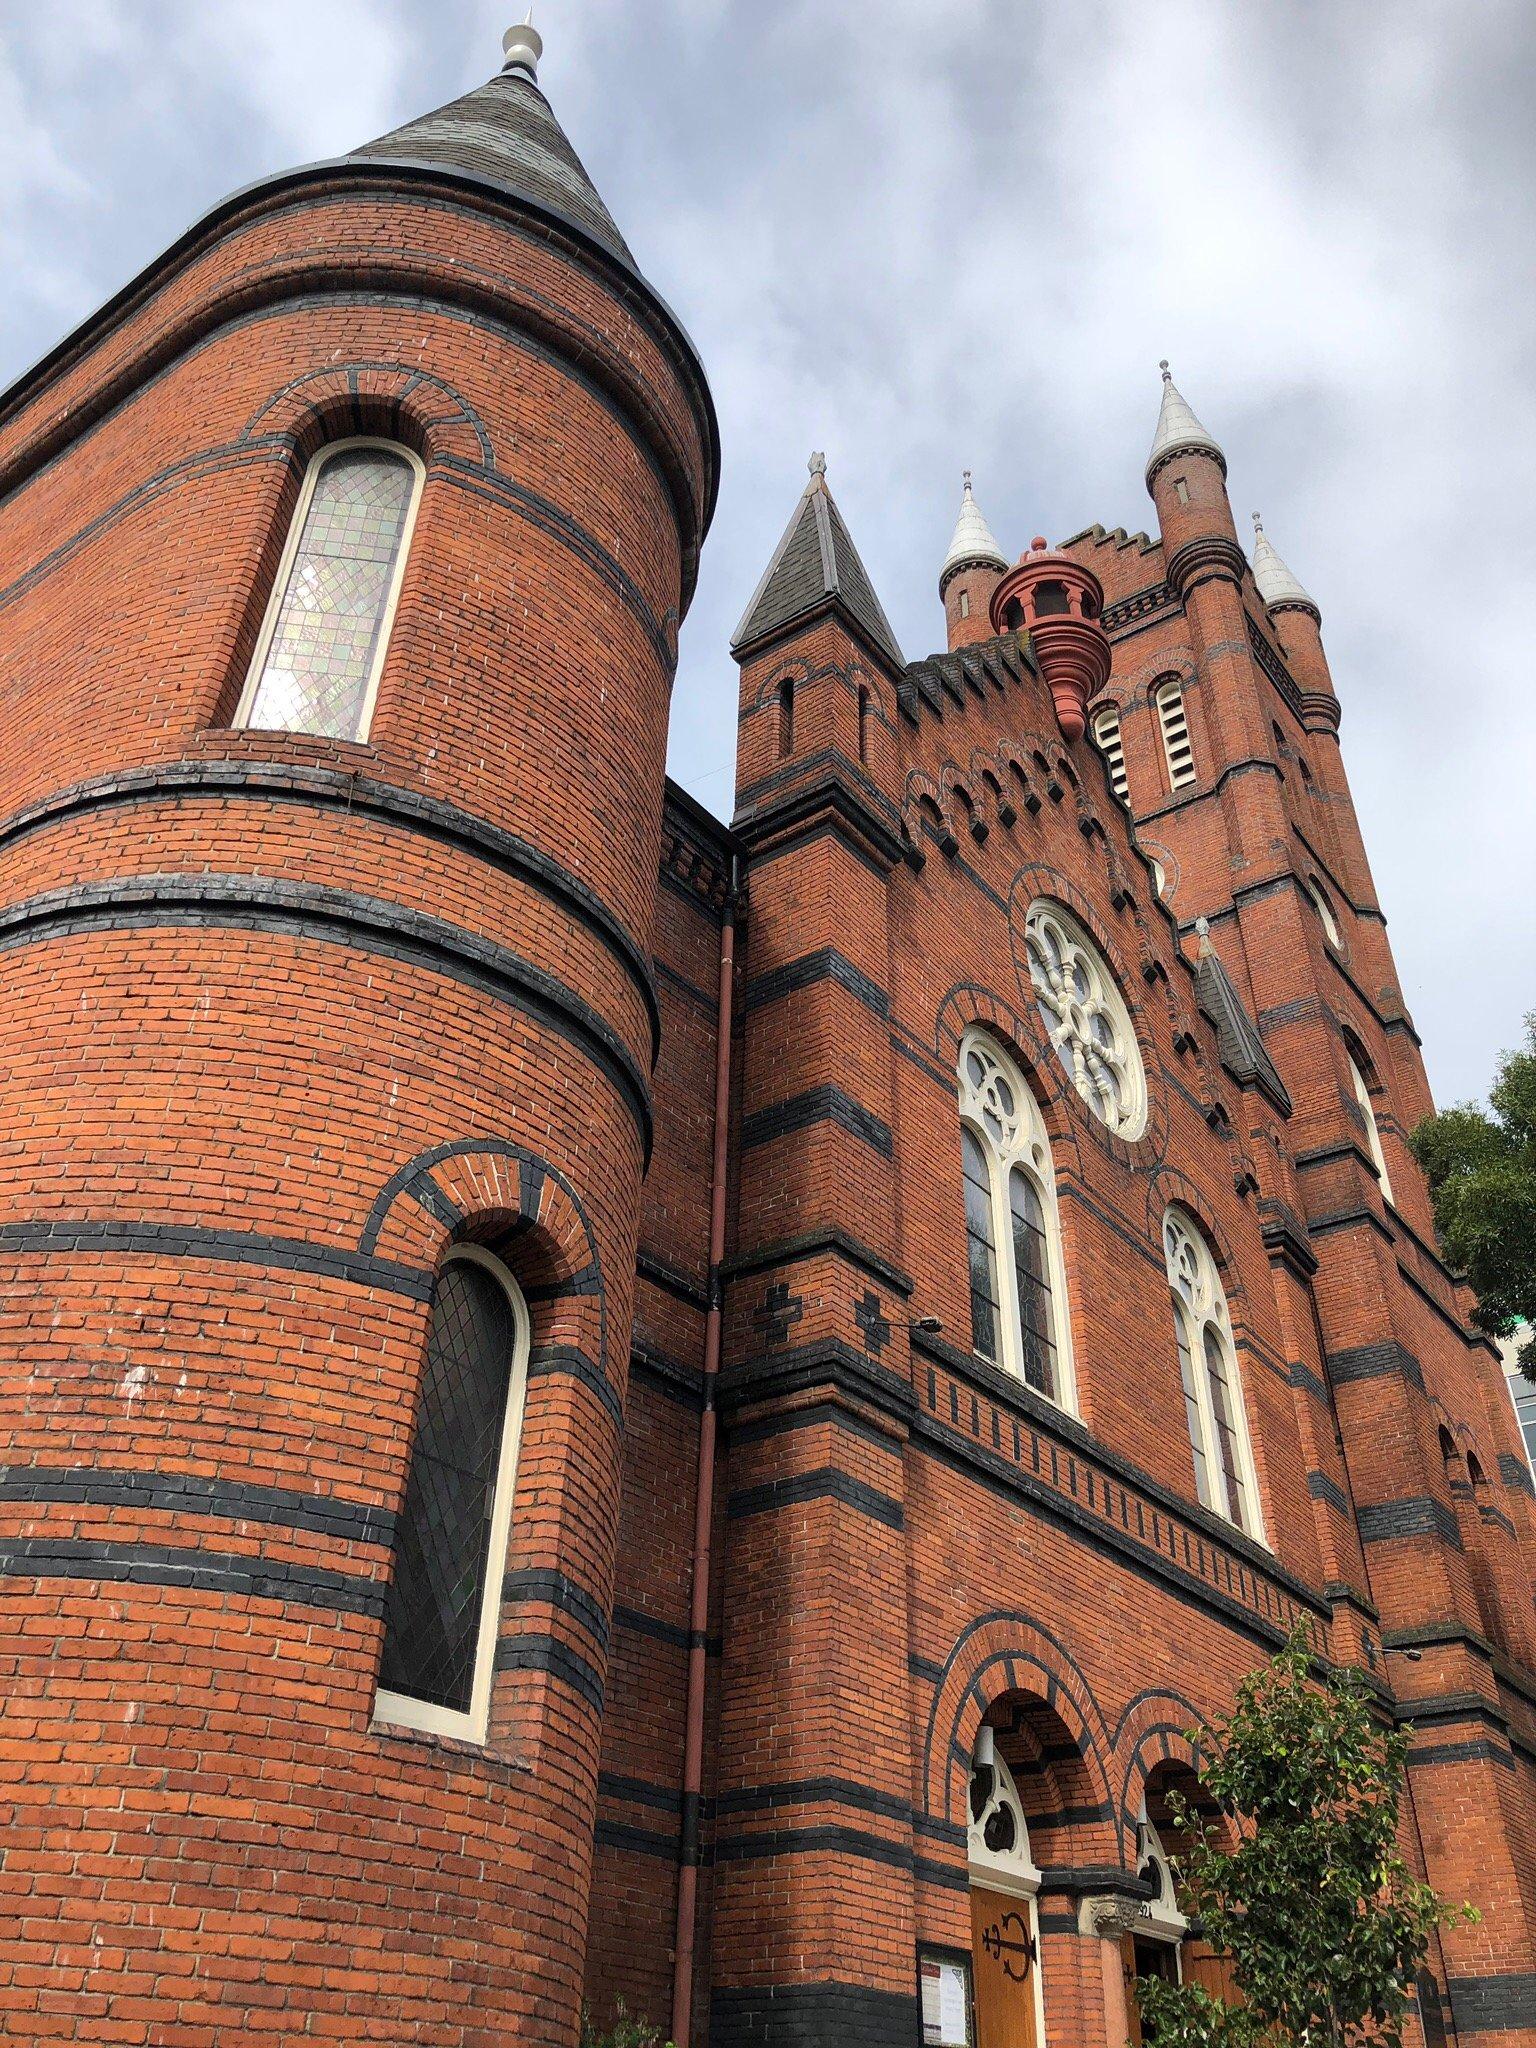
[1, 0, 1530, 1103]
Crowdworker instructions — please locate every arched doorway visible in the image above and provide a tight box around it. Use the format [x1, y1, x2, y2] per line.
[967, 1726, 1047, 2048]
[1121, 1807, 1188, 2037]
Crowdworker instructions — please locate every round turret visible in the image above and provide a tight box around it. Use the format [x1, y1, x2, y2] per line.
[989, 537, 1112, 739]
[0, 24, 714, 2044]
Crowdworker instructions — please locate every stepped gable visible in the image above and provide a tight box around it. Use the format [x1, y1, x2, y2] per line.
[1193, 927, 1292, 1113]
[732, 453, 904, 672]
[898, 630, 1038, 724]
[351, 44, 635, 269]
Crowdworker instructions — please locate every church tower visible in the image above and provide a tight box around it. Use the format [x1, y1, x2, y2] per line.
[0, 24, 714, 2044]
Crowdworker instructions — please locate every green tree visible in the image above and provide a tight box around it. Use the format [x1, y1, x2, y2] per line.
[1132, 1626, 1473, 2048]
[579, 1999, 673, 2048]
[1409, 1013, 1536, 1376]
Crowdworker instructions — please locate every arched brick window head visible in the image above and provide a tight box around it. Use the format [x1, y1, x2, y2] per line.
[1164, 1209, 1263, 1540]
[958, 1028, 1075, 1411]
[235, 439, 423, 743]
[375, 1247, 530, 1743]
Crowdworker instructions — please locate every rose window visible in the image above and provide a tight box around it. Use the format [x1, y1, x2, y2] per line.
[1024, 902, 1146, 1138]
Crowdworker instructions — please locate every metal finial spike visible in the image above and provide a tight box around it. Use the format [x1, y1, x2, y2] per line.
[963, 469, 973, 494]
[1159, 359, 1171, 380]
[808, 451, 827, 477]
[1252, 511, 1263, 531]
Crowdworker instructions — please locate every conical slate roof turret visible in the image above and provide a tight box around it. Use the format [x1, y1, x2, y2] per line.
[1250, 513, 1320, 619]
[351, 19, 634, 270]
[940, 471, 1008, 593]
[1146, 361, 1225, 484]
[733, 454, 904, 672]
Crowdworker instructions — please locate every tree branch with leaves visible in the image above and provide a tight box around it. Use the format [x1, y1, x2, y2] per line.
[1132, 1626, 1475, 2048]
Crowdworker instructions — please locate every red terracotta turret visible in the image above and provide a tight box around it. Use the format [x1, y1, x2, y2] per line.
[988, 536, 1111, 739]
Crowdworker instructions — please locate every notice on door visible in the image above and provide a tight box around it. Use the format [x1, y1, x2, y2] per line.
[920, 1950, 973, 2046]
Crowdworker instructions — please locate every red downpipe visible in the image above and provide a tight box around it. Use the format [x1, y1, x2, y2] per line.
[670, 857, 738, 2048]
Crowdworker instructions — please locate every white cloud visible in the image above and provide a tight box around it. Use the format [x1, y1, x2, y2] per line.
[0, 0, 1528, 1102]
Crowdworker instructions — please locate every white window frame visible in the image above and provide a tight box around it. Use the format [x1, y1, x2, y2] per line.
[373, 1245, 531, 1744]
[1163, 1208, 1265, 1542]
[958, 1026, 1076, 1414]
[1347, 1051, 1395, 1205]
[1136, 1808, 1190, 1950]
[1091, 702, 1130, 806]
[1153, 677, 1197, 791]
[233, 436, 425, 744]
[968, 1727, 1049, 2047]
[1023, 900, 1149, 1141]
[1304, 876, 1341, 948]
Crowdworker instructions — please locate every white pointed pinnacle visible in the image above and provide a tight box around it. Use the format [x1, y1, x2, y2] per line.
[940, 469, 1007, 590]
[502, 13, 543, 80]
[1250, 510, 1319, 617]
[1146, 358, 1225, 486]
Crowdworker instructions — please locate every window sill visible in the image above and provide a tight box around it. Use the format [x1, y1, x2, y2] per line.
[368, 1713, 534, 1783]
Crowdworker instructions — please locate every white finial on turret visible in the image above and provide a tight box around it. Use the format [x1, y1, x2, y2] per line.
[940, 470, 1007, 593]
[1250, 511, 1320, 619]
[808, 450, 827, 478]
[502, 13, 542, 81]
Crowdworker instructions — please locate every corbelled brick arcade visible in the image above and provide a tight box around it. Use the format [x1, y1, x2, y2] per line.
[0, 24, 1530, 2048]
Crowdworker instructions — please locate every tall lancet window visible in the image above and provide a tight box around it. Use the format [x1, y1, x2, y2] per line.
[957, 1028, 1074, 1409]
[1346, 1047, 1395, 1206]
[235, 440, 423, 742]
[375, 1247, 530, 1742]
[1163, 1209, 1262, 1539]
[1153, 676, 1197, 791]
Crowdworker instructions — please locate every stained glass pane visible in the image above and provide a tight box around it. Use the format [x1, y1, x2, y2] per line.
[1173, 1301, 1213, 1509]
[962, 1127, 1002, 1364]
[379, 1260, 515, 1714]
[1204, 1326, 1249, 1532]
[243, 447, 415, 741]
[1009, 1167, 1056, 1399]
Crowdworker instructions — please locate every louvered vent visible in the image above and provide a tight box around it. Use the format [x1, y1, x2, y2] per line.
[1090, 705, 1130, 805]
[1154, 680, 1196, 790]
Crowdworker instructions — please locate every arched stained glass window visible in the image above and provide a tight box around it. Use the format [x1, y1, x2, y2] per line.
[957, 1029, 1074, 1408]
[236, 440, 422, 742]
[375, 1247, 529, 1741]
[1163, 1209, 1262, 1539]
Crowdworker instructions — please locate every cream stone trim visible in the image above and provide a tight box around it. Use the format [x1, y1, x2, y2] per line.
[373, 1245, 531, 1745]
[233, 437, 426, 744]
[1348, 1053, 1395, 1204]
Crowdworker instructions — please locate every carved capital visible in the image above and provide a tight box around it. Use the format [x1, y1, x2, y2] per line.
[1079, 1893, 1148, 1939]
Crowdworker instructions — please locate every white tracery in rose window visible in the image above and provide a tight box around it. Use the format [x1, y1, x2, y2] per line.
[1024, 902, 1147, 1139]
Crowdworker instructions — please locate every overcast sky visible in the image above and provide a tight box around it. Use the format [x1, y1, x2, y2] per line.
[2, 1, 1531, 1108]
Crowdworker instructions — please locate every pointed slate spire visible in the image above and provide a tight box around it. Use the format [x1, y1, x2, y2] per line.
[940, 471, 1008, 593]
[350, 19, 635, 270]
[1146, 360, 1226, 485]
[1193, 920, 1292, 1114]
[732, 453, 904, 671]
[1250, 513, 1320, 620]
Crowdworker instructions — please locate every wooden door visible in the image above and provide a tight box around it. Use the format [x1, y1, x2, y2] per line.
[970, 1886, 1040, 2048]
[1182, 1939, 1242, 2004]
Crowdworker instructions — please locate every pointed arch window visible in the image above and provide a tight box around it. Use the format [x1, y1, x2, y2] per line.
[1153, 677, 1197, 791]
[1091, 702, 1130, 805]
[235, 439, 423, 742]
[1346, 1047, 1394, 1205]
[375, 1246, 530, 1742]
[1304, 876, 1341, 948]
[1163, 1209, 1262, 1538]
[958, 1029, 1074, 1409]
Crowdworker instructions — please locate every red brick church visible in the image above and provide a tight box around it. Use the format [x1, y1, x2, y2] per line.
[0, 23, 1530, 2048]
